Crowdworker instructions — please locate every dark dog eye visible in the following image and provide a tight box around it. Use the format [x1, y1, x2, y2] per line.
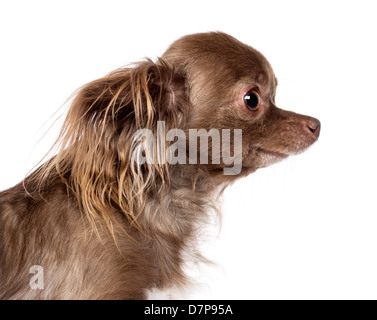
[244, 90, 260, 110]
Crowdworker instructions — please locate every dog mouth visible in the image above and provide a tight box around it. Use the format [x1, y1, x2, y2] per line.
[255, 147, 288, 159]
[246, 144, 288, 159]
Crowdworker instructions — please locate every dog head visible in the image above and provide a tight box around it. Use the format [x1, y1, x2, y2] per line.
[162, 32, 320, 177]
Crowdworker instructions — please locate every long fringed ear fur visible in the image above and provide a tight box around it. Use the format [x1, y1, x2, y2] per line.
[35, 59, 188, 235]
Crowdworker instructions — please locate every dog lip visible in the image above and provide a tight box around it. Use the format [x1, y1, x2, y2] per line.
[256, 147, 288, 159]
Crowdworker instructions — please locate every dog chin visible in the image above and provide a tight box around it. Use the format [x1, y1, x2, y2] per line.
[257, 152, 288, 168]
[242, 147, 289, 170]
[257, 147, 288, 165]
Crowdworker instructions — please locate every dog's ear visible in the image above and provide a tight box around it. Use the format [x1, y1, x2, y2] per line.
[66, 59, 187, 134]
[39, 59, 188, 235]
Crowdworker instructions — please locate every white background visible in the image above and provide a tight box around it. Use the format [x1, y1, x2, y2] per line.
[1, 0, 376, 299]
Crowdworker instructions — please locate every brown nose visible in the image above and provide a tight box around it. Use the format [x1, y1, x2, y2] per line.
[306, 117, 321, 139]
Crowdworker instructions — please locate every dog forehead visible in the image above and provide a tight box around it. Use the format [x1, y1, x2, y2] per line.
[200, 45, 274, 89]
[163, 32, 274, 86]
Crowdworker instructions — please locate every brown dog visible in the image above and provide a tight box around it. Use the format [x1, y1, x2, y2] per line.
[0, 32, 320, 299]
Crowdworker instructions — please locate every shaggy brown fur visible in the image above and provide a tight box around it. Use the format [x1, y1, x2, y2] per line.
[0, 32, 320, 299]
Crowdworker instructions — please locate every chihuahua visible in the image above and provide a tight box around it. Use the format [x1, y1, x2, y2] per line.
[0, 32, 320, 299]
